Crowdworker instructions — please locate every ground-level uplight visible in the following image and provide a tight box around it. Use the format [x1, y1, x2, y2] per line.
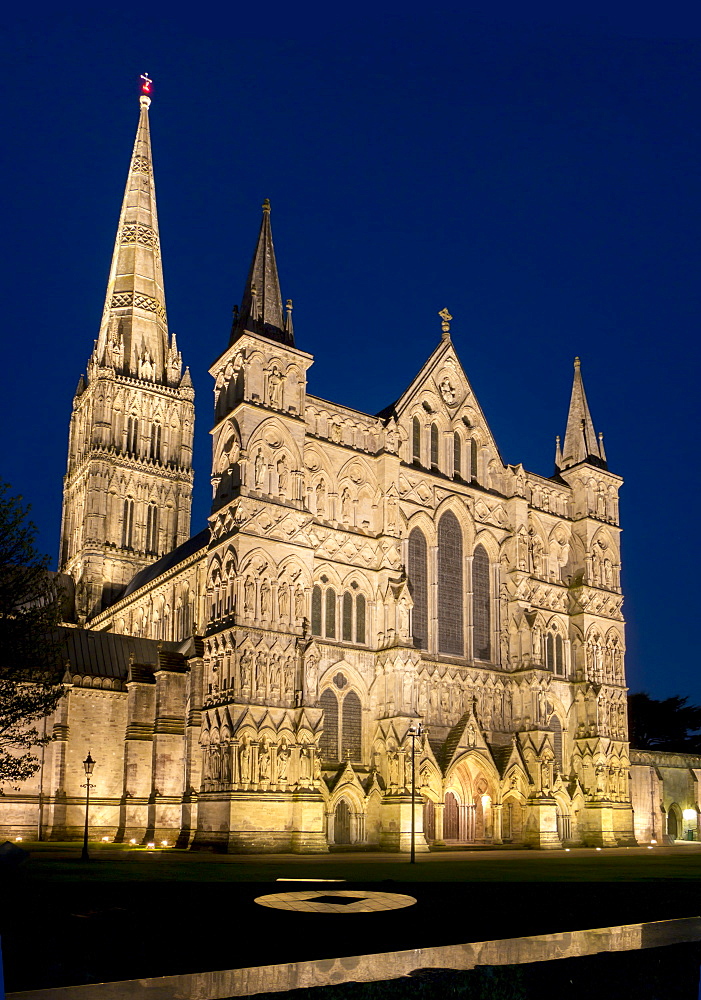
[147, 842, 155, 848]
[15, 837, 22, 842]
[161, 840, 169, 847]
[130, 839, 137, 845]
[101, 836, 109, 842]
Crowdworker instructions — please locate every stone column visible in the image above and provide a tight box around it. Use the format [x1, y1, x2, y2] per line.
[434, 802, 445, 845]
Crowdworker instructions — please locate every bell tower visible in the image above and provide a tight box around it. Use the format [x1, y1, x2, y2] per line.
[59, 83, 195, 620]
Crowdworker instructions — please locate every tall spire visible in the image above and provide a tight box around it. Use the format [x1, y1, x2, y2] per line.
[230, 199, 293, 347]
[95, 85, 170, 381]
[558, 357, 607, 471]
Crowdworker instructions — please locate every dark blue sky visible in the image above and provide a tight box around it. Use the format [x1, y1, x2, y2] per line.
[2, 8, 699, 702]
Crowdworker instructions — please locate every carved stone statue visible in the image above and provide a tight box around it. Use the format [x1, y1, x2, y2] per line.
[300, 745, 311, 782]
[277, 744, 290, 781]
[268, 366, 284, 408]
[305, 653, 318, 700]
[316, 481, 327, 517]
[240, 743, 251, 783]
[244, 577, 255, 615]
[439, 377, 456, 404]
[294, 586, 305, 620]
[278, 583, 290, 620]
[254, 449, 265, 489]
[260, 580, 271, 618]
[277, 456, 289, 495]
[259, 743, 271, 782]
[240, 652, 251, 689]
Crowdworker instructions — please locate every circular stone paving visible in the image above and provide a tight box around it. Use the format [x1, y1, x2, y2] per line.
[254, 890, 417, 913]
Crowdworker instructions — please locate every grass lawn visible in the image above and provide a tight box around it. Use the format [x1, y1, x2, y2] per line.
[2, 843, 701, 993]
[6, 840, 701, 881]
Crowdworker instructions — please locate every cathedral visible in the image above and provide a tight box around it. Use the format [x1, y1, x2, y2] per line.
[2, 89, 640, 852]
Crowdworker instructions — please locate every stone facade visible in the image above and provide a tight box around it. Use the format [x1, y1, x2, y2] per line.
[0, 94, 642, 851]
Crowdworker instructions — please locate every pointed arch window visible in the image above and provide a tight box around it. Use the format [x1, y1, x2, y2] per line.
[342, 690, 362, 761]
[356, 594, 366, 644]
[408, 527, 428, 650]
[546, 628, 565, 675]
[325, 588, 337, 639]
[320, 689, 339, 760]
[472, 544, 491, 660]
[126, 417, 139, 455]
[412, 416, 421, 464]
[470, 438, 478, 481]
[145, 503, 159, 555]
[453, 433, 461, 478]
[121, 498, 134, 549]
[342, 592, 353, 642]
[438, 511, 463, 655]
[311, 586, 322, 637]
[430, 423, 439, 468]
[150, 422, 162, 461]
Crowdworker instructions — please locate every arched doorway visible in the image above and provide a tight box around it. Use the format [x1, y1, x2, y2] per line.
[423, 797, 435, 841]
[444, 791, 460, 839]
[334, 800, 351, 844]
[667, 803, 681, 841]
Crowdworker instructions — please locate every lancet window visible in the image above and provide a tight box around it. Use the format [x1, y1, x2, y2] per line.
[430, 423, 439, 468]
[145, 503, 159, 555]
[472, 544, 491, 660]
[150, 422, 162, 461]
[341, 591, 367, 644]
[121, 498, 134, 549]
[126, 416, 139, 455]
[408, 527, 428, 650]
[412, 417, 421, 464]
[312, 584, 342, 641]
[438, 511, 464, 655]
[470, 438, 478, 481]
[546, 629, 565, 675]
[454, 433, 461, 478]
[319, 682, 362, 763]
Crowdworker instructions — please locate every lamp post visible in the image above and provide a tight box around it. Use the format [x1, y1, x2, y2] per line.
[81, 751, 95, 862]
[409, 722, 424, 864]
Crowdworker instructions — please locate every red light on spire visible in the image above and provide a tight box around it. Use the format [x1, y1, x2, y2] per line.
[140, 73, 153, 95]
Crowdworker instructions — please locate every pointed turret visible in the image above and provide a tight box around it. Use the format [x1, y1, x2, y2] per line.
[230, 200, 292, 347]
[95, 91, 171, 382]
[558, 357, 607, 471]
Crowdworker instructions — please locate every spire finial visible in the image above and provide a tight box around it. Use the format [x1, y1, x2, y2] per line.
[574, 356, 581, 370]
[439, 308, 453, 339]
[262, 198, 271, 214]
[140, 73, 152, 109]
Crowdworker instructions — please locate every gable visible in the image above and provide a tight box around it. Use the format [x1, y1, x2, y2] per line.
[386, 339, 504, 473]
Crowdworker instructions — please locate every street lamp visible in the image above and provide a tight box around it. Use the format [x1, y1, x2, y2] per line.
[81, 751, 96, 862]
[408, 722, 424, 864]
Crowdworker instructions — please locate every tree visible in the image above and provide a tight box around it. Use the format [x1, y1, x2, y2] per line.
[0, 481, 65, 787]
[627, 692, 701, 754]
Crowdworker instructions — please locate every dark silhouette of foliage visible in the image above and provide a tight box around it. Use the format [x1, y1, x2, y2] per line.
[0, 481, 65, 786]
[628, 692, 701, 753]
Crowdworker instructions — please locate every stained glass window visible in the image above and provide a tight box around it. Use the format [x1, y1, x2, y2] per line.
[473, 544, 491, 660]
[342, 591, 353, 641]
[320, 689, 339, 760]
[555, 635, 564, 675]
[311, 585, 322, 636]
[454, 433, 461, 478]
[341, 690, 362, 761]
[408, 528, 428, 650]
[356, 593, 366, 644]
[470, 438, 478, 481]
[325, 588, 336, 638]
[438, 511, 463, 655]
[413, 416, 421, 463]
